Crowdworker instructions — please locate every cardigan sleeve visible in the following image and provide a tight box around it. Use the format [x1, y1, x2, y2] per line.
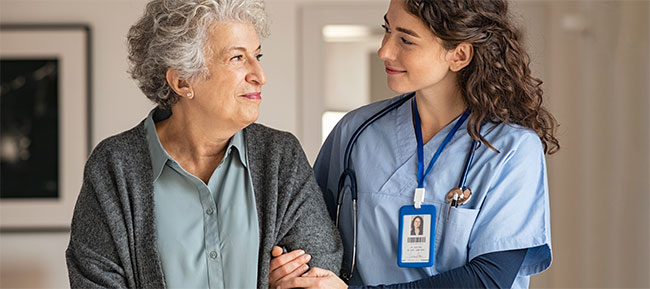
[65, 149, 135, 289]
[274, 133, 344, 274]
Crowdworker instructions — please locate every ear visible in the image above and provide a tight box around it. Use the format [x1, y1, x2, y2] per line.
[165, 68, 193, 99]
[447, 42, 473, 72]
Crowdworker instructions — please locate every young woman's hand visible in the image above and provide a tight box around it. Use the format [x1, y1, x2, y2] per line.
[276, 267, 348, 289]
[269, 246, 311, 288]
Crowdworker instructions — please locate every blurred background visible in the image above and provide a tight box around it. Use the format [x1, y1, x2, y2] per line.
[1, 0, 648, 288]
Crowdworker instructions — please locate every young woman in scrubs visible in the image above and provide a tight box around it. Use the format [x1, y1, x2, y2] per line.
[270, 0, 559, 288]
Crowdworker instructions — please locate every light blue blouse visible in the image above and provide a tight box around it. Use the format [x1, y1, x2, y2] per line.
[314, 94, 552, 289]
[145, 109, 259, 289]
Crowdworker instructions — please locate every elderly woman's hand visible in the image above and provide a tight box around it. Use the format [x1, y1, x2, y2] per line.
[269, 246, 311, 288]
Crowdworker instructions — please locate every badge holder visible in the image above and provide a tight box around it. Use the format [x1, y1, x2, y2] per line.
[397, 188, 435, 268]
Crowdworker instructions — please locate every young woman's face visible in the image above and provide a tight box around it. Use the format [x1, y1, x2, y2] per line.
[377, 0, 453, 94]
[413, 217, 422, 228]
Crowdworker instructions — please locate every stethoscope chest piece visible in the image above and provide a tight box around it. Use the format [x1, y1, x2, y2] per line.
[446, 187, 471, 206]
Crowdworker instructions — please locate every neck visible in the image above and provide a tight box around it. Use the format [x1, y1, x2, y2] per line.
[414, 84, 467, 144]
[157, 115, 231, 159]
[155, 104, 241, 183]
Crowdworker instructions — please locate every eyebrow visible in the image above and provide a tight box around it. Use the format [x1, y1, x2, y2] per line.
[384, 14, 421, 38]
[222, 45, 262, 55]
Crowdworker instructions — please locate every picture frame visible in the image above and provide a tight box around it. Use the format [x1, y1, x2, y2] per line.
[0, 24, 92, 231]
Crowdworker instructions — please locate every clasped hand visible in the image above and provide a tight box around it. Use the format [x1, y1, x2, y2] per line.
[268, 246, 347, 289]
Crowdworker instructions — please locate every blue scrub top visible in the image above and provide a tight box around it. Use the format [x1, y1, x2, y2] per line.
[314, 94, 552, 288]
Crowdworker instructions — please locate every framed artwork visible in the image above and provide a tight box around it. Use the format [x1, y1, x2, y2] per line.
[0, 24, 91, 231]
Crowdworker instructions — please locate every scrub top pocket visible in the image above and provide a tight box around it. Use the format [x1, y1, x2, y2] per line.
[433, 201, 479, 273]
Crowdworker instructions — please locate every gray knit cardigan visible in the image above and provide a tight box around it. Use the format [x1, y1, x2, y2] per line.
[66, 120, 343, 288]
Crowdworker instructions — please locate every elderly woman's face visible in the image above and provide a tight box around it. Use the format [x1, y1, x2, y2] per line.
[190, 21, 266, 129]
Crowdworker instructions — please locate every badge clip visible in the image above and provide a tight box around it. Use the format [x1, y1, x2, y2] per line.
[414, 188, 425, 209]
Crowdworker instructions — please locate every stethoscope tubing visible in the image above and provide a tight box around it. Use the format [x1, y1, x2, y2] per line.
[336, 93, 415, 207]
[459, 140, 479, 190]
[335, 93, 414, 280]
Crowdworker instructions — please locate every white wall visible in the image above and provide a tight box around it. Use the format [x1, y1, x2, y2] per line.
[299, 2, 389, 162]
[1, 2, 148, 287]
[541, 1, 649, 287]
[1, 233, 70, 288]
[324, 41, 373, 111]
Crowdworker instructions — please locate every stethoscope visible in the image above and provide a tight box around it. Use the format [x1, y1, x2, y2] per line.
[334, 92, 480, 281]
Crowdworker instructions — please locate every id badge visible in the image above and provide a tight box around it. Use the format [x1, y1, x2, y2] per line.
[397, 205, 435, 268]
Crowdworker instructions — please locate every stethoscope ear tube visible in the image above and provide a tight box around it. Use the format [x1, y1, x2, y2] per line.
[342, 94, 415, 170]
[459, 140, 479, 190]
[336, 169, 356, 227]
[336, 198, 358, 282]
[351, 198, 357, 278]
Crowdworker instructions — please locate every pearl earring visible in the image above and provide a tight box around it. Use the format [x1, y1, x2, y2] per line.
[186, 92, 192, 97]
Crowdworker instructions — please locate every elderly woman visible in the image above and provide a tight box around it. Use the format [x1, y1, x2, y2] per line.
[65, 0, 342, 288]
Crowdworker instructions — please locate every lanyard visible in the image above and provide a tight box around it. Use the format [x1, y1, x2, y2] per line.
[413, 98, 470, 190]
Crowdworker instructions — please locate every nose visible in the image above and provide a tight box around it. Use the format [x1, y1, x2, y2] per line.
[246, 57, 267, 86]
[377, 35, 395, 61]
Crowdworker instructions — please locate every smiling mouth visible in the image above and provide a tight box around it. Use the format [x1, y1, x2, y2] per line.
[385, 66, 406, 75]
[241, 92, 261, 100]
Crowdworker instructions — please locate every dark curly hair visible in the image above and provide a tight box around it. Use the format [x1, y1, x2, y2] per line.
[405, 0, 559, 154]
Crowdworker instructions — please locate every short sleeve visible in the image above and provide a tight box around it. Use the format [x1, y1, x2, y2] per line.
[468, 132, 552, 276]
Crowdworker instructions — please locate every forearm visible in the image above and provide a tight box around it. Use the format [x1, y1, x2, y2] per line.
[351, 248, 526, 289]
[277, 136, 344, 272]
[278, 180, 343, 272]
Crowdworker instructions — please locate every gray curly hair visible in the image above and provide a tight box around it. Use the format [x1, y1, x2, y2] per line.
[127, 0, 270, 109]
